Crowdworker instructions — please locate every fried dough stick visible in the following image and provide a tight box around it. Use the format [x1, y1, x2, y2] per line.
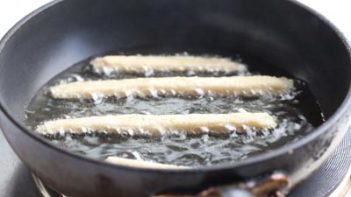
[36, 113, 276, 136]
[91, 55, 246, 74]
[105, 156, 188, 169]
[50, 76, 293, 99]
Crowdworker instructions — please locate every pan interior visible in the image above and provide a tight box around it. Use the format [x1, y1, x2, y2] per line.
[24, 54, 323, 166]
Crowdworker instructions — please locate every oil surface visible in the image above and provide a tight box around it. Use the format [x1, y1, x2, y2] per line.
[25, 55, 324, 167]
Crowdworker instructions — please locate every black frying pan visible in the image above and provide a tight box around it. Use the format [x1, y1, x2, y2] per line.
[0, 0, 351, 196]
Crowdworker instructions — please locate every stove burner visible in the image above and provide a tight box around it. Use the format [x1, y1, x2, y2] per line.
[32, 174, 66, 197]
[31, 130, 351, 197]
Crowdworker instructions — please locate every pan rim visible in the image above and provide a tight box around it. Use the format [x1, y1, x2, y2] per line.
[0, 0, 350, 174]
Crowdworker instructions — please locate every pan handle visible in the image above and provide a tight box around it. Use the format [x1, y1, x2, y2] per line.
[155, 172, 289, 197]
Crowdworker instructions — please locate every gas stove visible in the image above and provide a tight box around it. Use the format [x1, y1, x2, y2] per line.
[0, 130, 350, 197]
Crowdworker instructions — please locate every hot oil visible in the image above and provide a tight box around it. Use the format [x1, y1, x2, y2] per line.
[25, 56, 324, 167]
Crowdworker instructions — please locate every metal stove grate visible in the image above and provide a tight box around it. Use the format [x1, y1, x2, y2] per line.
[32, 130, 351, 197]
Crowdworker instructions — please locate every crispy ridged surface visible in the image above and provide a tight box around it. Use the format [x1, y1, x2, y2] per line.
[91, 55, 246, 73]
[50, 76, 293, 99]
[36, 113, 276, 135]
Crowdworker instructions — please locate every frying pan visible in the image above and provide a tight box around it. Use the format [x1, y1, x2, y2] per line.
[0, 0, 351, 196]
